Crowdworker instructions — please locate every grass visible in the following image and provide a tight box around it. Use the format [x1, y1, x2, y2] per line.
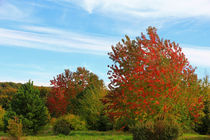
[0, 131, 132, 140]
[0, 130, 209, 140]
[178, 133, 210, 140]
[23, 131, 132, 140]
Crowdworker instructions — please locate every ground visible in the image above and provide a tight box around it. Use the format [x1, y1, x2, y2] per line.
[0, 130, 210, 140]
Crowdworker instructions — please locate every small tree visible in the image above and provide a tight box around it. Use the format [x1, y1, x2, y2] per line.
[4, 81, 49, 135]
[7, 116, 23, 139]
[103, 27, 204, 128]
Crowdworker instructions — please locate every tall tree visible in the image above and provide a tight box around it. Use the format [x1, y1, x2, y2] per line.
[103, 27, 204, 127]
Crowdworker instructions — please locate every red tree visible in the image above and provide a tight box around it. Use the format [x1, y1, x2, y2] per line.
[103, 27, 204, 126]
[47, 69, 75, 116]
[47, 67, 104, 116]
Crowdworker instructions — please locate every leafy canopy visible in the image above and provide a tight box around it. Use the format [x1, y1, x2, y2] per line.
[103, 27, 204, 127]
[47, 67, 105, 117]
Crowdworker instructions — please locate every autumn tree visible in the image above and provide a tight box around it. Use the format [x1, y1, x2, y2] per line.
[103, 27, 204, 128]
[0, 82, 21, 110]
[47, 67, 104, 117]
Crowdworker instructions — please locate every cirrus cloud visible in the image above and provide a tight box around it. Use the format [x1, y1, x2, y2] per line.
[52, 0, 210, 18]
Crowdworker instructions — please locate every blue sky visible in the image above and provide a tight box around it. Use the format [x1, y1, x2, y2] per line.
[0, 0, 210, 86]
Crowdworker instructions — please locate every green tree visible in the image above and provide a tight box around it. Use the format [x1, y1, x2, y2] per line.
[74, 85, 107, 129]
[4, 81, 49, 135]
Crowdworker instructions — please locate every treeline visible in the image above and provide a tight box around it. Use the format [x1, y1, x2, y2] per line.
[0, 82, 50, 109]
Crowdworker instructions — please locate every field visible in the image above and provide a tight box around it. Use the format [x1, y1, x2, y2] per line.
[1, 130, 209, 140]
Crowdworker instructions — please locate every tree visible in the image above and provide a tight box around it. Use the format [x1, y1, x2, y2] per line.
[103, 27, 204, 128]
[47, 67, 104, 117]
[4, 81, 49, 135]
[75, 85, 107, 129]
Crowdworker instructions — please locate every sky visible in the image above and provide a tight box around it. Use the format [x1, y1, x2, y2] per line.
[0, 0, 210, 86]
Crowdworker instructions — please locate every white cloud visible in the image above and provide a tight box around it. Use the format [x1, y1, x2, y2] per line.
[56, 0, 210, 18]
[182, 47, 210, 67]
[0, 26, 115, 55]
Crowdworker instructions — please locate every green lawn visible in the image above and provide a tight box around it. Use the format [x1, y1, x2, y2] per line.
[178, 133, 210, 140]
[0, 131, 132, 140]
[1, 131, 209, 140]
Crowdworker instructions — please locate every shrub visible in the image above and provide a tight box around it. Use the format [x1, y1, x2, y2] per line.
[130, 119, 182, 140]
[7, 116, 23, 139]
[153, 120, 181, 140]
[130, 121, 154, 140]
[0, 105, 5, 131]
[63, 114, 86, 130]
[53, 119, 71, 135]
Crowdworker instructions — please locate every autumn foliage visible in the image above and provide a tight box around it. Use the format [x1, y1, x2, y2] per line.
[47, 67, 104, 117]
[103, 27, 204, 126]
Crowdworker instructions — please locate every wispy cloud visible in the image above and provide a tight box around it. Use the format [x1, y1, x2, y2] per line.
[50, 0, 210, 18]
[182, 47, 210, 67]
[0, 26, 115, 55]
[0, 0, 35, 22]
[0, 25, 210, 67]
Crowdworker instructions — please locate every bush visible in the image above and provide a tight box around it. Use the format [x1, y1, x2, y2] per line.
[0, 105, 5, 130]
[153, 120, 181, 140]
[130, 121, 154, 140]
[63, 114, 86, 130]
[53, 119, 71, 135]
[130, 119, 182, 140]
[7, 116, 23, 138]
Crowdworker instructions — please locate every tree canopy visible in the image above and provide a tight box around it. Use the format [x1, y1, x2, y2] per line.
[47, 67, 105, 117]
[103, 27, 204, 127]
